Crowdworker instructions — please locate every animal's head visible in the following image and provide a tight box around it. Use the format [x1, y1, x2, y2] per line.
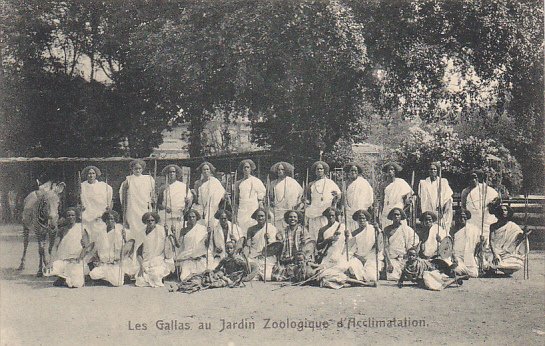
[42, 182, 65, 228]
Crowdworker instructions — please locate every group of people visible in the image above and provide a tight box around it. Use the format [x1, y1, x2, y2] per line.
[40, 158, 530, 291]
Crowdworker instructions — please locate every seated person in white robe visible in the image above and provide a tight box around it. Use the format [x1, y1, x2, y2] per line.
[45, 207, 86, 288]
[343, 163, 374, 231]
[157, 164, 193, 236]
[135, 212, 174, 287]
[90, 210, 137, 286]
[234, 159, 266, 234]
[269, 162, 303, 230]
[305, 161, 341, 240]
[487, 205, 528, 276]
[245, 208, 278, 280]
[208, 209, 244, 269]
[347, 210, 383, 283]
[380, 162, 412, 229]
[316, 207, 349, 269]
[417, 211, 448, 259]
[173, 210, 208, 280]
[451, 209, 481, 278]
[383, 208, 419, 281]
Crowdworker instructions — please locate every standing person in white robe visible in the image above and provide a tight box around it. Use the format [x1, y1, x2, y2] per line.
[382, 208, 419, 281]
[135, 212, 174, 287]
[80, 165, 113, 245]
[452, 209, 480, 278]
[347, 210, 383, 282]
[461, 170, 499, 247]
[487, 205, 528, 276]
[89, 210, 137, 286]
[418, 162, 453, 232]
[208, 209, 244, 269]
[417, 211, 448, 259]
[234, 159, 266, 234]
[305, 161, 341, 240]
[269, 162, 303, 230]
[119, 159, 155, 249]
[193, 162, 225, 228]
[316, 207, 349, 269]
[174, 210, 208, 280]
[245, 208, 278, 280]
[343, 163, 374, 232]
[157, 164, 192, 237]
[380, 162, 412, 229]
[45, 208, 86, 288]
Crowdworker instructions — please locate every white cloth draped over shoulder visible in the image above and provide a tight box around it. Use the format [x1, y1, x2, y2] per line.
[347, 224, 383, 282]
[208, 221, 243, 269]
[419, 177, 453, 231]
[236, 176, 266, 233]
[90, 224, 137, 286]
[345, 176, 374, 231]
[384, 224, 419, 281]
[176, 223, 208, 280]
[162, 180, 192, 220]
[421, 224, 448, 258]
[462, 183, 498, 246]
[197, 177, 225, 227]
[45, 223, 85, 288]
[271, 176, 303, 230]
[453, 224, 480, 277]
[119, 174, 155, 247]
[381, 178, 412, 229]
[320, 222, 349, 270]
[135, 224, 173, 287]
[306, 178, 341, 240]
[247, 223, 278, 281]
[488, 221, 525, 274]
[81, 181, 113, 244]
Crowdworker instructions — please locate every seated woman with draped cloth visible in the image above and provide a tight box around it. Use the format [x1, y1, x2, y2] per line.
[416, 211, 448, 259]
[172, 209, 208, 281]
[485, 204, 529, 276]
[382, 208, 419, 281]
[135, 212, 174, 288]
[244, 207, 278, 281]
[347, 209, 383, 283]
[208, 209, 244, 270]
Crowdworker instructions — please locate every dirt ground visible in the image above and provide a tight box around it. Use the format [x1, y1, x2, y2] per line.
[1, 224, 543, 346]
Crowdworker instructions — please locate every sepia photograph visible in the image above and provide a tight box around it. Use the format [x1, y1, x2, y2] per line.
[0, 0, 543, 345]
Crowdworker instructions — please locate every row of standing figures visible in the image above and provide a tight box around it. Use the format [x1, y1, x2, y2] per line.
[18, 159, 530, 290]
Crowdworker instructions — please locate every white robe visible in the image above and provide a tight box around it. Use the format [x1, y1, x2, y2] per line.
[488, 221, 525, 273]
[45, 223, 85, 288]
[236, 176, 266, 233]
[197, 177, 225, 227]
[319, 222, 349, 270]
[135, 224, 173, 287]
[176, 224, 208, 280]
[119, 174, 155, 248]
[418, 177, 453, 231]
[348, 224, 383, 282]
[453, 224, 480, 277]
[247, 223, 278, 280]
[421, 224, 448, 258]
[384, 224, 419, 281]
[345, 176, 374, 231]
[81, 181, 113, 244]
[271, 176, 303, 230]
[89, 224, 137, 286]
[161, 180, 192, 234]
[381, 178, 412, 228]
[306, 178, 341, 240]
[462, 184, 498, 246]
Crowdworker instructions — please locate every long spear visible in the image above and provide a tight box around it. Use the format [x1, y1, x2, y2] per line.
[264, 175, 270, 282]
[478, 173, 488, 276]
[523, 191, 529, 280]
[436, 165, 443, 256]
[341, 172, 349, 262]
[371, 162, 380, 287]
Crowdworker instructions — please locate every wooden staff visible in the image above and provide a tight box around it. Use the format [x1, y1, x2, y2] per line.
[303, 168, 309, 229]
[77, 171, 87, 285]
[371, 162, 380, 287]
[410, 170, 415, 229]
[152, 159, 158, 212]
[206, 196, 212, 269]
[478, 173, 488, 275]
[341, 173, 349, 262]
[523, 192, 529, 280]
[264, 175, 270, 282]
[436, 165, 443, 256]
